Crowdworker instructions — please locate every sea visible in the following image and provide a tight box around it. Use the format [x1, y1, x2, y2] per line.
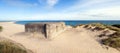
[15, 20, 120, 26]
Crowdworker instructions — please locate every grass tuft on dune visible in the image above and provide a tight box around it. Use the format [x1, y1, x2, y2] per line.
[0, 40, 26, 53]
[101, 32, 120, 49]
[0, 37, 32, 53]
[76, 23, 120, 50]
[112, 24, 120, 28]
[89, 23, 120, 49]
[0, 26, 2, 32]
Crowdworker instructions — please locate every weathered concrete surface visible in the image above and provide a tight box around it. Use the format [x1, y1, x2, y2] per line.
[25, 22, 66, 39]
[46, 22, 66, 39]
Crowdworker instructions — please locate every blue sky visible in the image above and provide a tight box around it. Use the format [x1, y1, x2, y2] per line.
[0, 0, 120, 20]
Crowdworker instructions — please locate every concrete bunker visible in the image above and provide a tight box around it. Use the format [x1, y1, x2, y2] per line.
[25, 22, 66, 39]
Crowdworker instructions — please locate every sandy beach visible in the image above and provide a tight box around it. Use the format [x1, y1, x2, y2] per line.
[0, 22, 120, 53]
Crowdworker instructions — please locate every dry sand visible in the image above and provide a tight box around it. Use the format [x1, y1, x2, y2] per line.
[0, 22, 120, 53]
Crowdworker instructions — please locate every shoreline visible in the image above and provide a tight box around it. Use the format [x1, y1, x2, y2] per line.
[1, 21, 119, 26]
[15, 21, 120, 26]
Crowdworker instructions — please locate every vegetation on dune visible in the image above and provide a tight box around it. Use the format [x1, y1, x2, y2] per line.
[112, 24, 120, 28]
[73, 24, 84, 28]
[109, 32, 120, 38]
[90, 23, 106, 29]
[0, 38, 32, 53]
[0, 26, 32, 53]
[78, 23, 120, 50]
[0, 26, 2, 32]
[82, 23, 106, 31]
[106, 26, 120, 32]
[101, 32, 120, 49]
[102, 37, 120, 48]
[83, 25, 89, 28]
[90, 23, 120, 49]
[89, 23, 120, 32]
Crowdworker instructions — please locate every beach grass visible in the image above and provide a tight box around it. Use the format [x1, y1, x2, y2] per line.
[89, 23, 120, 32]
[0, 26, 2, 32]
[102, 36, 120, 48]
[112, 24, 120, 28]
[0, 39, 30, 53]
[90, 23, 120, 49]
[78, 23, 120, 49]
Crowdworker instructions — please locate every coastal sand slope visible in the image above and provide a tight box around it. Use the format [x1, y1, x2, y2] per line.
[0, 22, 120, 53]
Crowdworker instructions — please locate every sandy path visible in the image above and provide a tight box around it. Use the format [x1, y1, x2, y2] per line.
[0, 22, 120, 53]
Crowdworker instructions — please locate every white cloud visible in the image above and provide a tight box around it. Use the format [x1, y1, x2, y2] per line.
[38, 0, 59, 8]
[47, 0, 59, 8]
[27, 6, 120, 20]
[64, 0, 119, 12]
[83, 6, 120, 17]
[58, 0, 120, 20]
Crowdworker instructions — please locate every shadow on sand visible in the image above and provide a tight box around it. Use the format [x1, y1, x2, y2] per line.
[14, 32, 30, 36]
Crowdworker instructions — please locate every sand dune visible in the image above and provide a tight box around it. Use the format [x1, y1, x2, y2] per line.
[0, 22, 120, 53]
